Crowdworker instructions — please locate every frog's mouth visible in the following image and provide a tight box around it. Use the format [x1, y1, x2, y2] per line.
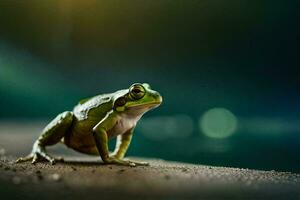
[127, 102, 161, 110]
[126, 96, 163, 111]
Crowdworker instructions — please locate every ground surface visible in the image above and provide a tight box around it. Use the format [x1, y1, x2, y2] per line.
[0, 122, 300, 200]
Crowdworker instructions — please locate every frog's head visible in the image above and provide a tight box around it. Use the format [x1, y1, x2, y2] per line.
[113, 83, 162, 114]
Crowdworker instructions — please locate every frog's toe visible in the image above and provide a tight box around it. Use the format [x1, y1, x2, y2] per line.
[49, 159, 56, 165]
[134, 161, 149, 166]
[117, 160, 136, 167]
[31, 154, 39, 164]
[54, 156, 64, 162]
[47, 156, 64, 164]
[16, 155, 33, 163]
[41, 155, 64, 165]
[37, 151, 55, 164]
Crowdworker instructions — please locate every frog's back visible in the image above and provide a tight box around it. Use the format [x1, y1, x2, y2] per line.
[73, 94, 113, 121]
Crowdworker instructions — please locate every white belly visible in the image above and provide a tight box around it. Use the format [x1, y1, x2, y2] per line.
[107, 114, 141, 138]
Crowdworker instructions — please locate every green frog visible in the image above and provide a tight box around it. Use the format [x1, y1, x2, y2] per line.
[17, 83, 162, 167]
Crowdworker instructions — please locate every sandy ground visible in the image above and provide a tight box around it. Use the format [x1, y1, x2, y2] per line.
[0, 122, 300, 200]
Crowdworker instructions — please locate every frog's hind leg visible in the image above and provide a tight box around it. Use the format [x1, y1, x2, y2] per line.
[16, 111, 74, 165]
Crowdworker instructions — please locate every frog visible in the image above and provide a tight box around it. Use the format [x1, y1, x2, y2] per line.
[16, 83, 162, 167]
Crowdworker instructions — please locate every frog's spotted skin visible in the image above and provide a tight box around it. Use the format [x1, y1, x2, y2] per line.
[16, 83, 162, 167]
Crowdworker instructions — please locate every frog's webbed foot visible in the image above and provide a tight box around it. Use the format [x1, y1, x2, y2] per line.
[104, 157, 136, 167]
[16, 151, 64, 165]
[123, 159, 149, 166]
[16, 142, 64, 165]
[106, 156, 149, 167]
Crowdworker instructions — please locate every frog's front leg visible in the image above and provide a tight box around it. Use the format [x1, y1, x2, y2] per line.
[111, 128, 149, 166]
[16, 111, 74, 165]
[93, 112, 136, 167]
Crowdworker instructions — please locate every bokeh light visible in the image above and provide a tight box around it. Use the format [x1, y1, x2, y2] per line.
[199, 108, 238, 139]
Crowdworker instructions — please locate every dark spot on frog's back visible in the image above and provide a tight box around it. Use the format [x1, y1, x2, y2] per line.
[102, 97, 110, 101]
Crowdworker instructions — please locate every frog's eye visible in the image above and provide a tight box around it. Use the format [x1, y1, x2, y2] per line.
[114, 97, 126, 107]
[129, 84, 146, 100]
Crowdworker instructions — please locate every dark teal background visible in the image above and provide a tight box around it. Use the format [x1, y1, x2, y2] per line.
[0, 1, 299, 172]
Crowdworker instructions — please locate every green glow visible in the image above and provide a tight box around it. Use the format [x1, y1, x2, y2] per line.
[200, 108, 238, 139]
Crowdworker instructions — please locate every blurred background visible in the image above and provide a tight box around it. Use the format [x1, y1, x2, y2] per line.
[0, 0, 299, 172]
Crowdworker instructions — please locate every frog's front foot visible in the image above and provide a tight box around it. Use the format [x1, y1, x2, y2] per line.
[124, 159, 150, 166]
[16, 141, 64, 165]
[104, 156, 149, 167]
[104, 157, 136, 167]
